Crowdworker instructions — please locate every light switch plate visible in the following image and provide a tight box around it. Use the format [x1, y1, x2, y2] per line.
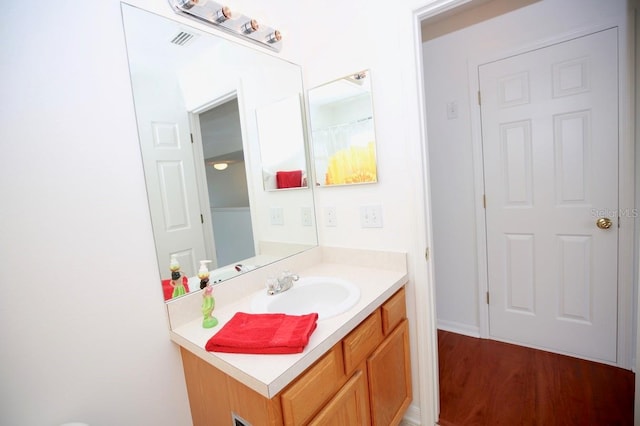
[270, 207, 284, 225]
[301, 206, 313, 227]
[446, 101, 458, 119]
[325, 206, 337, 227]
[360, 205, 383, 228]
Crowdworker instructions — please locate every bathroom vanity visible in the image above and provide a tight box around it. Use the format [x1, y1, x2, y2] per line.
[166, 247, 412, 426]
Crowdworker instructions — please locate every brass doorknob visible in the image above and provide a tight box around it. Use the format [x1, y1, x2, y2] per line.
[596, 217, 613, 229]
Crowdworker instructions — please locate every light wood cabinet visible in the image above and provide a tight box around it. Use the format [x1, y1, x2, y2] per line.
[368, 319, 411, 425]
[308, 369, 370, 426]
[180, 286, 411, 426]
[281, 344, 347, 425]
[342, 309, 383, 375]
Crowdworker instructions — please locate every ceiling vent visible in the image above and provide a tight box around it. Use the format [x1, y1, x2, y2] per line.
[170, 31, 196, 46]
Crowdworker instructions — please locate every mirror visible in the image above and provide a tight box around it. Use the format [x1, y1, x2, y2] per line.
[121, 4, 317, 300]
[256, 95, 309, 191]
[308, 70, 378, 186]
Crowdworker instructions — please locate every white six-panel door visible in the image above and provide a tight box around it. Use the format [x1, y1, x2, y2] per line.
[134, 75, 209, 279]
[480, 28, 619, 362]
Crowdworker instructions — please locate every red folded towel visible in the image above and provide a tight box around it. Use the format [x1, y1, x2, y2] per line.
[276, 170, 302, 189]
[205, 312, 318, 354]
[161, 276, 190, 301]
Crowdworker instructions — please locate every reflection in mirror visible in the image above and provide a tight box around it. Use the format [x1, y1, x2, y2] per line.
[257, 95, 309, 191]
[121, 5, 317, 301]
[197, 97, 255, 267]
[308, 70, 378, 186]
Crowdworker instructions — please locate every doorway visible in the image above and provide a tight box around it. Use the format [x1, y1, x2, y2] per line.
[418, 0, 637, 418]
[419, 0, 634, 422]
[192, 97, 256, 270]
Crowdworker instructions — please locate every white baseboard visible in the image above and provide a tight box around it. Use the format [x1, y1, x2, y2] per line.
[402, 403, 422, 425]
[437, 319, 480, 338]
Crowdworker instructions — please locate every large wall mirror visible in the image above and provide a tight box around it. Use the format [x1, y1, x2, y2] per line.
[308, 70, 378, 186]
[121, 4, 317, 300]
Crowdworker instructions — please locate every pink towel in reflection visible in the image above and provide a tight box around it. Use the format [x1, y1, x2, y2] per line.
[276, 170, 302, 189]
[205, 312, 318, 354]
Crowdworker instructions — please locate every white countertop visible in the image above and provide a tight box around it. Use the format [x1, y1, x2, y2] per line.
[168, 250, 407, 398]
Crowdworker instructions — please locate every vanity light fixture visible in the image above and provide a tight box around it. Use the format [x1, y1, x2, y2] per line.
[266, 30, 282, 44]
[168, 0, 283, 52]
[354, 71, 367, 80]
[214, 6, 232, 23]
[177, 0, 199, 10]
[241, 19, 259, 34]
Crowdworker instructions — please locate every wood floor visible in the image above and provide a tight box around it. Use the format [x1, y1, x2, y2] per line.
[437, 330, 634, 426]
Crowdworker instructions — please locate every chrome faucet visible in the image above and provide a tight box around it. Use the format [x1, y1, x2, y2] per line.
[267, 270, 299, 295]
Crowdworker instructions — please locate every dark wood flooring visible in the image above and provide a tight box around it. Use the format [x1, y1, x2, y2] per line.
[437, 330, 635, 426]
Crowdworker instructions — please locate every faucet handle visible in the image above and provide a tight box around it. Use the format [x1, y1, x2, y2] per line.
[266, 276, 278, 294]
[280, 269, 292, 278]
[280, 269, 298, 279]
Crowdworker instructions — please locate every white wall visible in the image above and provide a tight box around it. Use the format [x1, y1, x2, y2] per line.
[293, 1, 442, 423]
[0, 1, 193, 425]
[0, 0, 445, 424]
[424, 0, 631, 336]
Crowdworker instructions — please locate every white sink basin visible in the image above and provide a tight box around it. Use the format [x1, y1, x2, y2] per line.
[250, 276, 360, 320]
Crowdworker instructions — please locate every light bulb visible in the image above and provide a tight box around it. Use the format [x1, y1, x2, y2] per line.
[242, 19, 259, 34]
[215, 6, 232, 22]
[177, 0, 200, 10]
[266, 30, 282, 44]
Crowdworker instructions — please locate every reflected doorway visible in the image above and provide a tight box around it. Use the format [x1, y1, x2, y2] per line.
[192, 97, 256, 269]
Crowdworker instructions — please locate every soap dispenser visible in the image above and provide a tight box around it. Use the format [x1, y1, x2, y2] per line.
[198, 260, 218, 328]
[169, 255, 186, 299]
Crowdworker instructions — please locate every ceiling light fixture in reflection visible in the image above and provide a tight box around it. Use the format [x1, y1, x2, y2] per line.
[211, 162, 228, 171]
[169, 0, 283, 52]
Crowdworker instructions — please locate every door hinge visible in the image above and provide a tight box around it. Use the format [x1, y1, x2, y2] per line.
[190, 133, 194, 144]
[486, 291, 490, 305]
[477, 90, 481, 105]
[200, 214, 204, 224]
[483, 194, 486, 209]
[425, 247, 430, 262]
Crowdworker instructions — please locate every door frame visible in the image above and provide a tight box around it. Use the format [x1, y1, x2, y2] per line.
[467, 22, 635, 368]
[188, 90, 238, 269]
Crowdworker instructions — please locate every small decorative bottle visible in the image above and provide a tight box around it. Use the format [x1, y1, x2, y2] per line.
[198, 260, 218, 328]
[170, 255, 186, 299]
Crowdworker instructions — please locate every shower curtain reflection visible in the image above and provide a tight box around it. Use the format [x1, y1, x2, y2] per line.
[312, 117, 376, 185]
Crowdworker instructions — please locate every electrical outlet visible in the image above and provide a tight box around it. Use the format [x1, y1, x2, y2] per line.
[301, 206, 313, 227]
[270, 207, 284, 225]
[325, 206, 337, 227]
[360, 205, 383, 228]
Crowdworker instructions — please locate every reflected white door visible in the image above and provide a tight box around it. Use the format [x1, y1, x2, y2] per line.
[135, 75, 208, 279]
[480, 28, 618, 362]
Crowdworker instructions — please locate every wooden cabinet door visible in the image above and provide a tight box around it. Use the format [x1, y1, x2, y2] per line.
[367, 320, 412, 426]
[281, 344, 346, 426]
[180, 347, 231, 426]
[308, 370, 370, 426]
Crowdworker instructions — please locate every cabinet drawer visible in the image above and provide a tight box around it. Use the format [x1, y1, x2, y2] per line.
[381, 287, 406, 335]
[342, 309, 383, 374]
[281, 344, 346, 425]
